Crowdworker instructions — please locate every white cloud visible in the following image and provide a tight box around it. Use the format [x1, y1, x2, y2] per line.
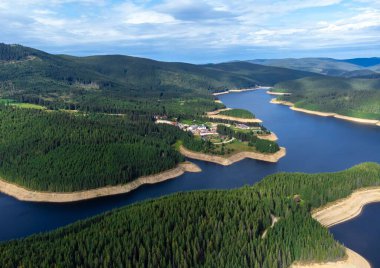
[0, 0, 378, 60]
[117, 3, 177, 24]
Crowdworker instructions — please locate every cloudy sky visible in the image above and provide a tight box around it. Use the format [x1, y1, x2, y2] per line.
[1, 0, 379, 62]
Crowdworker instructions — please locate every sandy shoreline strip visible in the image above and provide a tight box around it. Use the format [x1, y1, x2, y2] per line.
[266, 91, 292, 96]
[212, 88, 257, 96]
[207, 108, 232, 115]
[258, 132, 278, 141]
[206, 108, 262, 123]
[291, 248, 370, 268]
[291, 188, 380, 268]
[206, 114, 262, 123]
[179, 145, 286, 165]
[212, 86, 272, 96]
[312, 187, 380, 227]
[0, 162, 201, 203]
[270, 98, 380, 127]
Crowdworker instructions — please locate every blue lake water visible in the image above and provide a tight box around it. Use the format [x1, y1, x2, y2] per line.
[0, 90, 379, 265]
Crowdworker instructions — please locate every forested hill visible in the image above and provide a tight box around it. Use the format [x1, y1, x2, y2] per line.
[249, 57, 380, 78]
[206, 61, 322, 87]
[0, 43, 318, 115]
[273, 76, 380, 120]
[1, 162, 379, 267]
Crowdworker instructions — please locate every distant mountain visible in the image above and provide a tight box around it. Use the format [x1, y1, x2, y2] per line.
[203, 61, 320, 87]
[340, 57, 380, 67]
[370, 64, 380, 72]
[248, 57, 380, 78]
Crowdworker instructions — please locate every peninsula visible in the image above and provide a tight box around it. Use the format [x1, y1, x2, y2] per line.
[1, 163, 379, 267]
[271, 76, 380, 124]
[0, 162, 201, 203]
[270, 98, 380, 127]
[206, 108, 263, 123]
[179, 145, 286, 165]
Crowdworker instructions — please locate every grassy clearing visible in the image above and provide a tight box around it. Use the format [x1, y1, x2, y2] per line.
[214, 140, 256, 156]
[11, 103, 47, 110]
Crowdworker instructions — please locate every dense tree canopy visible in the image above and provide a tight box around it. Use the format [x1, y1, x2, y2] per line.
[274, 76, 380, 120]
[1, 163, 379, 267]
[0, 105, 209, 191]
[217, 125, 280, 153]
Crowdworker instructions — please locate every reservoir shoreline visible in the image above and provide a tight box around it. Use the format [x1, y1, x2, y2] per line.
[270, 98, 380, 127]
[291, 248, 370, 268]
[312, 187, 380, 228]
[212, 86, 272, 96]
[206, 108, 262, 123]
[292, 187, 380, 268]
[0, 162, 201, 203]
[179, 145, 286, 165]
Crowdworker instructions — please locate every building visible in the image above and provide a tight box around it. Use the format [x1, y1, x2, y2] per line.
[235, 123, 250, 130]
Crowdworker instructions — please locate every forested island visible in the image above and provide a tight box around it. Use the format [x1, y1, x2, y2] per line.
[0, 163, 379, 267]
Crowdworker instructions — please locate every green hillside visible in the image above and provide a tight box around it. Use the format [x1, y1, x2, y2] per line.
[341, 69, 380, 79]
[0, 43, 317, 116]
[249, 58, 362, 77]
[205, 61, 319, 89]
[1, 162, 379, 267]
[0, 105, 212, 191]
[0, 43, 307, 192]
[274, 76, 380, 120]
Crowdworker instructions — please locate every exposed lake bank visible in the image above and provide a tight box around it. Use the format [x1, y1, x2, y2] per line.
[212, 86, 272, 96]
[0, 89, 379, 266]
[212, 88, 258, 96]
[179, 145, 286, 165]
[266, 90, 292, 96]
[206, 112, 262, 123]
[291, 188, 380, 268]
[0, 162, 201, 203]
[313, 187, 380, 228]
[270, 98, 380, 127]
[291, 248, 370, 268]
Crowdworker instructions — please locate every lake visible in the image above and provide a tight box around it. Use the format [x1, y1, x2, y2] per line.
[0, 90, 379, 266]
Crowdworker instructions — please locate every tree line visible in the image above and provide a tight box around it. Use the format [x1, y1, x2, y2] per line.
[2, 162, 378, 267]
[217, 125, 280, 153]
[0, 105, 206, 192]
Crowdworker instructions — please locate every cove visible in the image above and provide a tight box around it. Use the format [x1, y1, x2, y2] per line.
[0, 90, 379, 265]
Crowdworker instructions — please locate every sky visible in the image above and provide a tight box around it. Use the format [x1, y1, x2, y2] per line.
[0, 0, 379, 63]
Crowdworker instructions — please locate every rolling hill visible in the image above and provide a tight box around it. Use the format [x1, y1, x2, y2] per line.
[340, 57, 380, 67]
[1, 43, 318, 193]
[274, 76, 380, 120]
[249, 57, 380, 78]
[0, 43, 318, 115]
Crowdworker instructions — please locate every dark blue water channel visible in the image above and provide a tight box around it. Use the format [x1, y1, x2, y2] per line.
[0, 90, 379, 265]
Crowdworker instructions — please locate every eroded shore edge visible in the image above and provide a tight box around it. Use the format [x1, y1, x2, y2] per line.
[270, 98, 380, 127]
[312, 187, 380, 227]
[291, 248, 370, 268]
[0, 162, 201, 203]
[292, 187, 380, 268]
[179, 145, 286, 165]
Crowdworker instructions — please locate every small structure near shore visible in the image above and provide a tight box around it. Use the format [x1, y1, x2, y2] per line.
[235, 123, 250, 130]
